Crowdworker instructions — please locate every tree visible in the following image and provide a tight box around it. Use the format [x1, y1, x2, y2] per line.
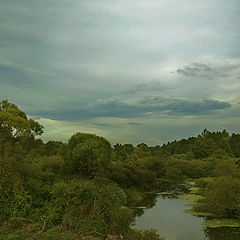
[230, 133, 240, 157]
[0, 101, 43, 220]
[135, 143, 151, 158]
[113, 143, 135, 162]
[192, 138, 216, 158]
[64, 132, 113, 177]
[0, 100, 43, 157]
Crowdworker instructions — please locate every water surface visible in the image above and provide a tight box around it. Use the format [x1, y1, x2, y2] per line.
[134, 193, 240, 240]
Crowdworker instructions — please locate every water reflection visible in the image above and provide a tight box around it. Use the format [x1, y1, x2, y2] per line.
[134, 193, 158, 217]
[134, 181, 240, 240]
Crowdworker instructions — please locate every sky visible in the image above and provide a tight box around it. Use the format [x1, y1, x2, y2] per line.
[1, 0, 240, 145]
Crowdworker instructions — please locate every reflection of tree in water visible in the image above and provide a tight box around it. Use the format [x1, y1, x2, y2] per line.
[134, 193, 158, 217]
[157, 180, 190, 195]
[204, 227, 240, 240]
[133, 181, 190, 217]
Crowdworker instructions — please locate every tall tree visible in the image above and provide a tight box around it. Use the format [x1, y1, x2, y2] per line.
[0, 100, 43, 157]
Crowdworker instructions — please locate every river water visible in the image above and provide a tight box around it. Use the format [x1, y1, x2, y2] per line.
[134, 189, 240, 240]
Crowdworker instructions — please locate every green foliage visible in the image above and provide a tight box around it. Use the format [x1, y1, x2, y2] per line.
[126, 229, 164, 240]
[135, 143, 151, 158]
[0, 100, 43, 139]
[0, 218, 78, 240]
[110, 161, 158, 190]
[192, 138, 216, 159]
[0, 100, 43, 158]
[114, 143, 135, 162]
[49, 178, 134, 235]
[195, 177, 214, 188]
[150, 129, 236, 159]
[64, 133, 112, 177]
[199, 176, 240, 218]
[203, 218, 240, 228]
[165, 167, 185, 181]
[2, 101, 240, 238]
[230, 133, 240, 157]
[43, 141, 65, 156]
[21, 155, 64, 210]
[144, 157, 165, 178]
[0, 156, 31, 221]
[214, 159, 240, 177]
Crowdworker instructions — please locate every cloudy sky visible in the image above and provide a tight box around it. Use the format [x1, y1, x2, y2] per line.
[1, 0, 240, 145]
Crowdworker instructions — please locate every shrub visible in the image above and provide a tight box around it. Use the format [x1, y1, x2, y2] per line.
[201, 176, 240, 218]
[49, 178, 134, 235]
[0, 156, 31, 221]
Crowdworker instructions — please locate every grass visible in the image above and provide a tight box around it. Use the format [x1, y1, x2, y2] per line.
[156, 192, 172, 195]
[203, 219, 240, 228]
[135, 206, 147, 209]
[0, 226, 78, 240]
[181, 180, 210, 217]
[183, 209, 215, 217]
[179, 193, 204, 202]
[189, 186, 200, 193]
[184, 180, 196, 186]
[0, 218, 102, 240]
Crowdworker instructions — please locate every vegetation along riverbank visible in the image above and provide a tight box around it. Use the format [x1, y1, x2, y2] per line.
[1, 100, 240, 239]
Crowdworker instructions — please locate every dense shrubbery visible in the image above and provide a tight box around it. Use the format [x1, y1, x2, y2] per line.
[1, 100, 240, 239]
[49, 178, 133, 235]
[203, 176, 240, 218]
[0, 101, 165, 239]
[0, 156, 31, 221]
[194, 159, 240, 219]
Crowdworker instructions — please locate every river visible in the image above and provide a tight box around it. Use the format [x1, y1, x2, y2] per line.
[133, 184, 240, 240]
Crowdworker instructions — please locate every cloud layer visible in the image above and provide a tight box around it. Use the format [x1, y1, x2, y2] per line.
[0, 0, 240, 144]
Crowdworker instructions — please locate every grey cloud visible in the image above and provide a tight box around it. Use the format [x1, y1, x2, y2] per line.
[31, 98, 231, 121]
[176, 61, 240, 80]
[0, 0, 240, 144]
[163, 99, 231, 115]
[128, 122, 144, 126]
[176, 63, 217, 79]
[123, 81, 172, 94]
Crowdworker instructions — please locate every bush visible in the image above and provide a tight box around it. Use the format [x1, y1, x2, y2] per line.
[49, 178, 134, 235]
[0, 156, 31, 221]
[201, 176, 240, 218]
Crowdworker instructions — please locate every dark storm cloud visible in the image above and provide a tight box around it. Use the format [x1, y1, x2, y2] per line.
[162, 99, 231, 115]
[32, 98, 231, 121]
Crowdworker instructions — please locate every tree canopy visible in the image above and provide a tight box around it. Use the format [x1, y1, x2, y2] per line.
[64, 132, 113, 177]
[0, 100, 43, 157]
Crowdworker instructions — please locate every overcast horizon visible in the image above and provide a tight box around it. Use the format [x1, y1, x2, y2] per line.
[1, 0, 240, 145]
